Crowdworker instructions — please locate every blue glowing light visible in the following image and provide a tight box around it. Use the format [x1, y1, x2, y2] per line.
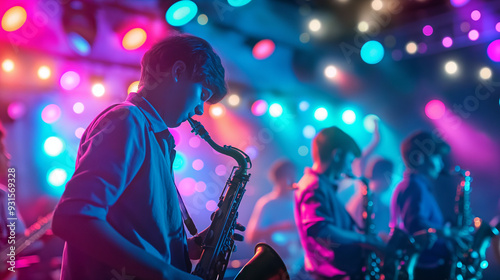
[67, 32, 91, 56]
[360, 40, 385, 64]
[228, 0, 252, 7]
[342, 109, 356, 124]
[166, 1, 198, 27]
[173, 152, 187, 172]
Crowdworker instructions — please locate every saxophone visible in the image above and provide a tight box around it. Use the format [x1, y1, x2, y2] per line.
[188, 118, 289, 280]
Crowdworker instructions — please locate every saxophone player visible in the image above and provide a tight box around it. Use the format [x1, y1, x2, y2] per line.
[390, 131, 470, 280]
[52, 35, 243, 280]
[294, 126, 385, 280]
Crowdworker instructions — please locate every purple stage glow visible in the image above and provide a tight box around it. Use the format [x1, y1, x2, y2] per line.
[450, 0, 469, 8]
[60, 71, 80, 90]
[442, 37, 453, 48]
[468, 30, 479, 41]
[41, 104, 61, 124]
[487, 40, 500, 62]
[423, 25, 433, 36]
[471, 10, 481, 21]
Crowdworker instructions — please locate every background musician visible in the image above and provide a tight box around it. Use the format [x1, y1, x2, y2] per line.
[294, 126, 385, 280]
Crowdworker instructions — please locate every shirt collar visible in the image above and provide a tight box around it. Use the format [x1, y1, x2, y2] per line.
[126, 92, 168, 133]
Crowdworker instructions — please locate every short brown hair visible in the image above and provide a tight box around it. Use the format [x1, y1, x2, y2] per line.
[312, 126, 361, 163]
[401, 131, 450, 169]
[139, 34, 227, 103]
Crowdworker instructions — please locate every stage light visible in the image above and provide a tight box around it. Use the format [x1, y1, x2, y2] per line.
[92, 83, 105, 97]
[227, 94, 240, 106]
[44, 137, 64, 157]
[496, 22, 500, 32]
[173, 151, 186, 172]
[192, 159, 204, 171]
[122, 28, 147, 50]
[299, 101, 309, 111]
[357, 21, 369, 32]
[41, 104, 61, 124]
[244, 146, 258, 159]
[471, 10, 481, 21]
[215, 164, 227, 176]
[444, 61, 458, 75]
[450, 0, 469, 8]
[425, 100, 446, 120]
[195, 181, 206, 192]
[2, 6, 27, 32]
[342, 109, 356, 124]
[60, 71, 81, 90]
[269, 103, 283, 117]
[309, 19, 321, 32]
[442, 37, 453, 48]
[371, 0, 383, 11]
[423, 25, 433, 36]
[228, 0, 252, 7]
[303, 125, 316, 139]
[189, 136, 200, 148]
[468, 30, 479, 41]
[487, 39, 500, 62]
[324, 65, 338, 79]
[7, 102, 26, 120]
[2, 59, 14, 72]
[47, 168, 68, 187]
[251, 100, 268, 116]
[62, 1, 97, 56]
[300, 33, 310, 43]
[38, 66, 51, 80]
[418, 43, 428, 54]
[128, 81, 139, 94]
[361, 41, 384, 64]
[75, 127, 85, 139]
[252, 39, 275, 60]
[166, 1, 198, 27]
[479, 67, 492, 80]
[73, 102, 84, 114]
[197, 14, 208, 25]
[209, 104, 226, 118]
[206, 200, 218, 211]
[314, 107, 328, 121]
[298, 146, 309, 156]
[363, 114, 380, 133]
[405, 42, 417, 54]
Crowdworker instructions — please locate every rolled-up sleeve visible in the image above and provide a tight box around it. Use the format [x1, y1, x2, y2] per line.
[54, 106, 147, 221]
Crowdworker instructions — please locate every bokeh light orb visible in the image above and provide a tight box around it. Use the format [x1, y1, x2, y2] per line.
[299, 101, 309, 111]
[309, 19, 321, 32]
[252, 39, 275, 60]
[92, 83, 105, 97]
[269, 103, 283, 117]
[2, 59, 14, 72]
[2, 6, 27, 32]
[215, 164, 227, 176]
[128, 81, 140, 94]
[122, 28, 147, 50]
[206, 200, 218, 211]
[165, 0, 198, 27]
[178, 177, 196, 196]
[363, 114, 380, 133]
[423, 25, 433, 36]
[209, 104, 226, 118]
[60, 71, 81, 90]
[405, 42, 417, 54]
[303, 125, 316, 139]
[324, 65, 338, 78]
[341, 109, 356, 124]
[496, 22, 500, 33]
[418, 43, 428, 54]
[47, 168, 68, 187]
[189, 136, 200, 148]
[299, 33, 310, 43]
[192, 159, 204, 171]
[425, 100, 446, 120]
[298, 146, 309, 156]
[244, 146, 259, 160]
[392, 49, 403, 61]
[227, 94, 240, 106]
[68, 32, 91, 56]
[251, 100, 268, 116]
[371, 0, 383, 11]
[314, 107, 328, 121]
[471, 10, 481, 21]
[358, 21, 369, 32]
[468, 30, 479, 41]
[75, 127, 85, 139]
[44, 136, 64, 157]
[7, 101, 26, 120]
[228, 0, 252, 7]
[444, 61, 458, 75]
[38, 66, 51, 80]
[197, 14, 208, 25]
[195, 181, 206, 192]
[173, 152, 186, 171]
[41, 104, 61, 124]
[73, 102, 84, 114]
[442, 37, 453, 48]
[360, 40, 384, 64]
[487, 39, 500, 62]
[450, 0, 469, 8]
[479, 67, 492, 80]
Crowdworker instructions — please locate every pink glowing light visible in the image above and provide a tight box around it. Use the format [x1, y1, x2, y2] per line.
[170, 129, 180, 145]
[195, 181, 206, 192]
[215, 164, 227, 176]
[468, 30, 479, 41]
[41, 104, 61, 124]
[75, 127, 85, 139]
[425, 100, 446, 120]
[450, 0, 469, 8]
[178, 177, 196, 196]
[496, 22, 500, 32]
[189, 137, 200, 148]
[7, 102, 26, 120]
[442, 37, 453, 48]
[418, 43, 428, 53]
[206, 200, 218, 211]
[471, 10, 481, 21]
[192, 159, 204, 171]
[487, 40, 500, 62]
[60, 71, 80, 90]
[422, 25, 433, 36]
[251, 100, 268, 116]
[252, 39, 275, 60]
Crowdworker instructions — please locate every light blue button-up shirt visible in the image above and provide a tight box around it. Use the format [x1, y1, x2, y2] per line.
[54, 92, 191, 279]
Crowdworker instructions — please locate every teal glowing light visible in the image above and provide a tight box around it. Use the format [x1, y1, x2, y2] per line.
[228, 0, 252, 7]
[44, 136, 64, 157]
[67, 32, 91, 56]
[480, 260, 488, 269]
[166, 1, 198, 27]
[314, 107, 328, 121]
[360, 40, 385, 64]
[342, 109, 356, 124]
[269, 103, 283, 117]
[173, 151, 187, 171]
[47, 168, 68, 187]
[363, 114, 380, 132]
